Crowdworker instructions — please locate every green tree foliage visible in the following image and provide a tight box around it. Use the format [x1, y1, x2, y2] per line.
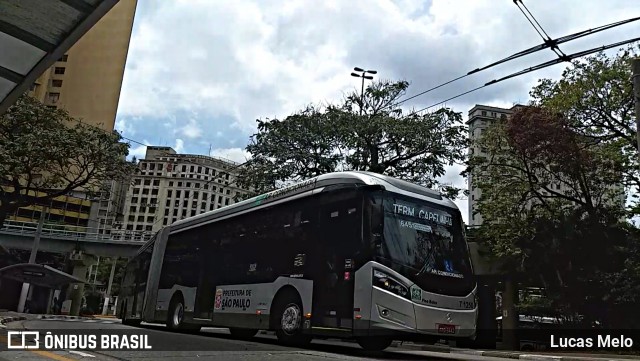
[0, 95, 136, 226]
[530, 45, 640, 214]
[238, 79, 468, 198]
[468, 105, 640, 327]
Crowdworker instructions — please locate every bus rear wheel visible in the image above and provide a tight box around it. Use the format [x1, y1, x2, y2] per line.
[356, 336, 393, 351]
[167, 297, 185, 330]
[273, 294, 311, 346]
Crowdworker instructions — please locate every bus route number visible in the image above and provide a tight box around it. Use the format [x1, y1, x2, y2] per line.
[459, 300, 475, 309]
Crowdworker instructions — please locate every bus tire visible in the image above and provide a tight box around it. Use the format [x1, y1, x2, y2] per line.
[272, 292, 311, 346]
[167, 295, 185, 330]
[356, 336, 393, 351]
[229, 328, 258, 339]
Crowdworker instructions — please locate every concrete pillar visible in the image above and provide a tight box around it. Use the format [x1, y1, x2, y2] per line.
[501, 277, 519, 350]
[103, 257, 118, 315]
[476, 281, 497, 348]
[66, 251, 97, 316]
[69, 264, 88, 316]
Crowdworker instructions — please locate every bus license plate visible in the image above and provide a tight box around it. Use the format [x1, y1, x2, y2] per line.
[437, 324, 456, 334]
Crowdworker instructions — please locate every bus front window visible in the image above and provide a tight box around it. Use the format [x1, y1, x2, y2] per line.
[375, 193, 474, 296]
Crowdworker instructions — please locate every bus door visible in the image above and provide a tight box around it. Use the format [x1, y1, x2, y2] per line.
[312, 196, 362, 330]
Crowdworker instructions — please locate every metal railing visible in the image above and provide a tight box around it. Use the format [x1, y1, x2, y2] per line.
[0, 220, 151, 243]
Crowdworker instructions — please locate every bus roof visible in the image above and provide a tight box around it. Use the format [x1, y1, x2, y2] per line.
[169, 171, 458, 233]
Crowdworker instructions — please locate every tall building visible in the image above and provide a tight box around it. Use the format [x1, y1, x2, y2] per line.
[117, 147, 252, 239]
[5, 0, 138, 230]
[28, 0, 137, 131]
[467, 104, 625, 226]
[467, 105, 515, 226]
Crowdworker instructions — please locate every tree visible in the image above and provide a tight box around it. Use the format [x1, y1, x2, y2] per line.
[0, 95, 136, 226]
[238, 79, 468, 198]
[467, 105, 638, 327]
[530, 45, 640, 214]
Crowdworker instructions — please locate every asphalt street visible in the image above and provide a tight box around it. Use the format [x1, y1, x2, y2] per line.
[0, 318, 511, 361]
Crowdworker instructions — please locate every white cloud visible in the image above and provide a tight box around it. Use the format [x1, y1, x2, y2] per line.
[174, 139, 185, 153]
[179, 118, 203, 139]
[128, 143, 148, 161]
[209, 147, 252, 164]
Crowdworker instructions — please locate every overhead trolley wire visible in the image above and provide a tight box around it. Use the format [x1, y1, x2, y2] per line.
[400, 35, 640, 119]
[389, 16, 640, 110]
[513, 0, 567, 58]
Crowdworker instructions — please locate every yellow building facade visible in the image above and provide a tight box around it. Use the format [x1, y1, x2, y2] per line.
[8, 0, 137, 228]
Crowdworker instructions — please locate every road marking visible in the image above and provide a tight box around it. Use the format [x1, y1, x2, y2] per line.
[32, 350, 78, 361]
[82, 320, 98, 323]
[68, 350, 96, 357]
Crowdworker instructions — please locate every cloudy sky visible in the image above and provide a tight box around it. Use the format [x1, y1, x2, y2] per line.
[114, 0, 640, 224]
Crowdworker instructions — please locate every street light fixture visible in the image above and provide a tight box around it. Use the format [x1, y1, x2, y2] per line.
[351, 67, 377, 115]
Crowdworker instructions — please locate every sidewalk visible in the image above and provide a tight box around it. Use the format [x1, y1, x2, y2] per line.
[0, 311, 27, 325]
[0, 311, 119, 324]
[394, 341, 640, 361]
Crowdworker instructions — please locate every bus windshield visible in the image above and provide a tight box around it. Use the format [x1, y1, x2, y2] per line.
[377, 193, 474, 295]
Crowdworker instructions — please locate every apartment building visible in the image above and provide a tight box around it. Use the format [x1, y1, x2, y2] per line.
[467, 104, 625, 226]
[118, 147, 251, 238]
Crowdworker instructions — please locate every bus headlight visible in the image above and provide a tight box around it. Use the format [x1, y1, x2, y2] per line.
[373, 270, 409, 299]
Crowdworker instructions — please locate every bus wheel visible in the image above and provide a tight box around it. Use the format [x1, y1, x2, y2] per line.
[273, 295, 311, 346]
[356, 336, 393, 351]
[167, 296, 185, 330]
[229, 328, 258, 339]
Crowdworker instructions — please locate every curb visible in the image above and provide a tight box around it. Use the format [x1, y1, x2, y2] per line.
[393, 343, 636, 361]
[37, 315, 96, 321]
[0, 316, 26, 325]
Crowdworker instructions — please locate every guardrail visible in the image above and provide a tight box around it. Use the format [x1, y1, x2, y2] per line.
[0, 220, 151, 242]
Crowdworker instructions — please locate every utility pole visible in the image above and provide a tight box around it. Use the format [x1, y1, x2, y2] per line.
[632, 58, 640, 158]
[17, 205, 47, 313]
[350, 67, 377, 116]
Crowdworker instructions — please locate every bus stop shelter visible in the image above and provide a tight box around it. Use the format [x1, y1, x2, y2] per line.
[0, 0, 119, 114]
[0, 263, 87, 314]
[0, 263, 86, 288]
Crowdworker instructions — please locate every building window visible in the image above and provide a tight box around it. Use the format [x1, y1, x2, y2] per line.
[46, 105, 57, 110]
[54, 67, 66, 75]
[152, 189, 159, 195]
[169, 181, 173, 187]
[481, 111, 487, 116]
[167, 190, 173, 198]
[128, 215, 134, 222]
[132, 197, 138, 203]
[130, 206, 136, 212]
[136, 225, 143, 231]
[147, 216, 154, 222]
[134, 178, 141, 185]
[137, 216, 144, 222]
[51, 79, 63, 87]
[58, 54, 68, 62]
[47, 92, 60, 103]
[144, 179, 151, 186]
[142, 189, 149, 195]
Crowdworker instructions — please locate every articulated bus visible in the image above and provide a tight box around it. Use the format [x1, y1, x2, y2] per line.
[118, 171, 477, 350]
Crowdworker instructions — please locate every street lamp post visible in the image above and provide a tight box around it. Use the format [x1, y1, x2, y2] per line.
[350, 67, 377, 115]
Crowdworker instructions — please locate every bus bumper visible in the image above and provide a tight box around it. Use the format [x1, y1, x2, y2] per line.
[362, 287, 477, 339]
